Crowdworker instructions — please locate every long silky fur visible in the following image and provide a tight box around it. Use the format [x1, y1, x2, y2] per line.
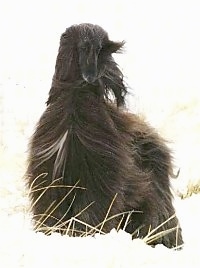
[26, 23, 183, 248]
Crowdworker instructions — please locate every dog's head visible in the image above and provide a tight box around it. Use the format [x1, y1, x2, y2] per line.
[51, 23, 127, 106]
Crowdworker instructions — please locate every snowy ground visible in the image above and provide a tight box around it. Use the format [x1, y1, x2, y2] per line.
[1, 1, 200, 267]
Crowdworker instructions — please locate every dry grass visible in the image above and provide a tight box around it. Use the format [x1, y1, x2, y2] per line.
[27, 181, 183, 250]
[178, 181, 200, 199]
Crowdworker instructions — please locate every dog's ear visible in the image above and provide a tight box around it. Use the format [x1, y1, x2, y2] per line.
[52, 26, 80, 83]
[60, 26, 77, 45]
[57, 26, 77, 59]
[102, 40, 125, 54]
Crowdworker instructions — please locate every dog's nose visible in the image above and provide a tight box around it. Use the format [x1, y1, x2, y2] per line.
[83, 74, 97, 84]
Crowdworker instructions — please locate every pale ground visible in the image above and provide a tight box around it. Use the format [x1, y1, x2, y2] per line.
[0, 1, 200, 267]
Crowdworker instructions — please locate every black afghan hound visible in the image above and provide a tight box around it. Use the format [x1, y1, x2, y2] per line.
[26, 23, 183, 248]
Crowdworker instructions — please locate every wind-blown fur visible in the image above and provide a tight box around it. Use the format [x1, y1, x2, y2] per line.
[26, 23, 183, 248]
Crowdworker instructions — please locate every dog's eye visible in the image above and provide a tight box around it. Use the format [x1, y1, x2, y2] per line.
[79, 45, 89, 52]
[100, 44, 110, 55]
[79, 40, 90, 51]
[96, 45, 102, 53]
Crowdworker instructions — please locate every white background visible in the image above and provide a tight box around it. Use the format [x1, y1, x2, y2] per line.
[0, 1, 200, 267]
